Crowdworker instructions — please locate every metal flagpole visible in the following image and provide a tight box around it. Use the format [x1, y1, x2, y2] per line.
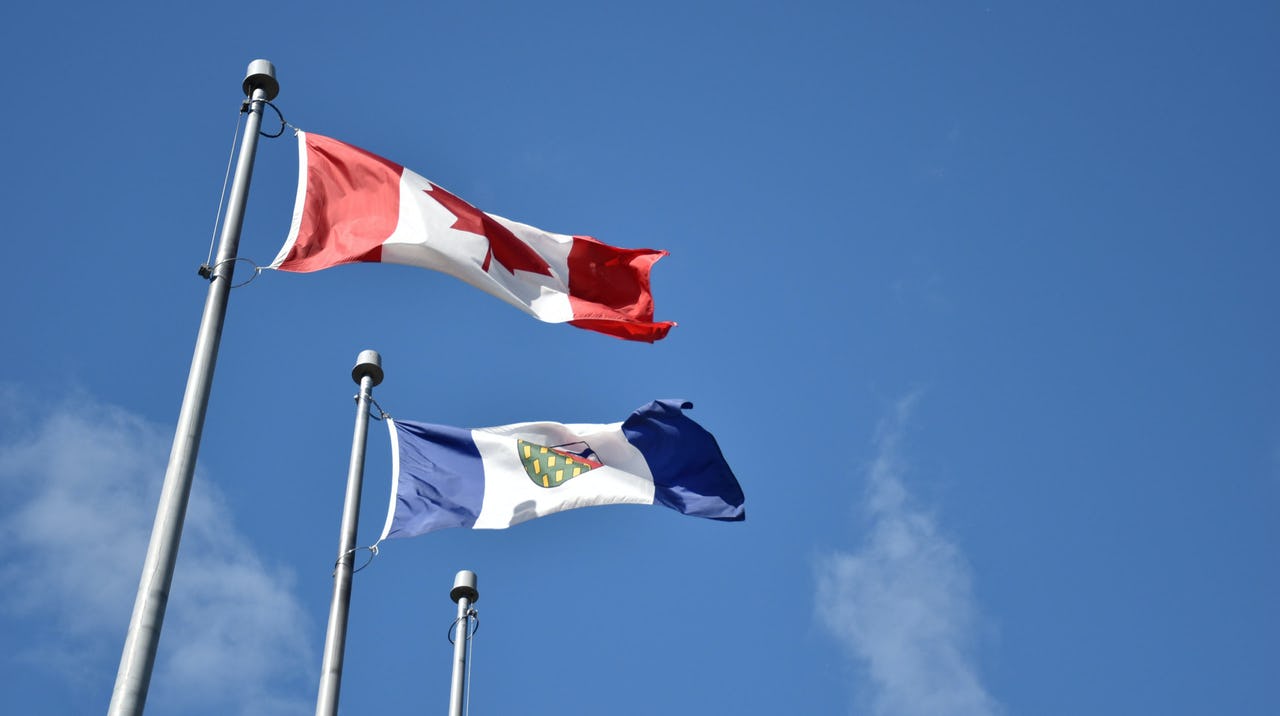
[108, 59, 280, 716]
[315, 350, 385, 716]
[448, 570, 479, 716]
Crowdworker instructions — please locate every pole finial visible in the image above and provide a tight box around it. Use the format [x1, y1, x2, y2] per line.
[352, 350, 384, 386]
[450, 570, 479, 604]
[243, 59, 279, 100]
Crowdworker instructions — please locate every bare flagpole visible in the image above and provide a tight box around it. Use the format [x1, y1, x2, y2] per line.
[315, 350, 384, 716]
[448, 570, 479, 716]
[108, 59, 280, 716]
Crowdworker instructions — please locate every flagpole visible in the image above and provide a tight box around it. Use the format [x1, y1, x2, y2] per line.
[448, 570, 479, 716]
[108, 59, 279, 716]
[315, 350, 384, 716]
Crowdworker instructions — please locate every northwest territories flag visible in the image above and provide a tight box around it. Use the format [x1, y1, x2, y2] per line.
[377, 400, 744, 540]
[270, 132, 675, 342]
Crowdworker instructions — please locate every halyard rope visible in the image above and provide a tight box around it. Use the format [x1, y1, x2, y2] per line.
[255, 99, 290, 138]
[447, 608, 480, 716]
[202, 97, 290, 278]
[204, 107, 244, 268]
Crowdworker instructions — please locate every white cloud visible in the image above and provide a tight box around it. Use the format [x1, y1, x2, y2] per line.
[816, 394, 1000, 716]
[0, 391, 314, 715]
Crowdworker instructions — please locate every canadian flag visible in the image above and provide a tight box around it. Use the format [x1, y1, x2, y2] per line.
[270, 132, 674, 342]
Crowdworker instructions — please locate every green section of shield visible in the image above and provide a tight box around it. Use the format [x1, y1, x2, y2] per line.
[517, 439, 600, 488]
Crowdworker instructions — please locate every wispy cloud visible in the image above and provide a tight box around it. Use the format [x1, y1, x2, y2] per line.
[0, 391, 314, 715]
[815, 394, 999, 716]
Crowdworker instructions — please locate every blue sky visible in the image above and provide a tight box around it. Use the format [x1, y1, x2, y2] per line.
[1, 1, 1277, 714]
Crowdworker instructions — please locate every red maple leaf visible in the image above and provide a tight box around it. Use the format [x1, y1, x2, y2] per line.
[425, 183, 552, 277]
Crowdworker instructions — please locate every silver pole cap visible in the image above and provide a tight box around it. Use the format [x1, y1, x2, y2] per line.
[450, 570, 479, 604]
[243, 59, 280, 100]
[352, 350, 384, 386]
